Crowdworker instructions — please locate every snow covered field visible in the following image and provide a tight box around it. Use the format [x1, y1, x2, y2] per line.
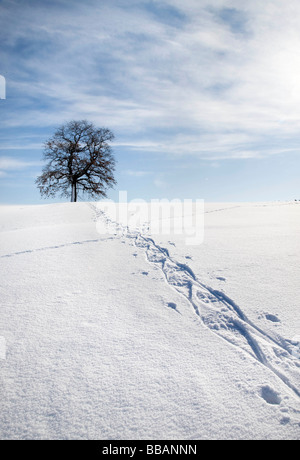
[0, 201, 299, 440]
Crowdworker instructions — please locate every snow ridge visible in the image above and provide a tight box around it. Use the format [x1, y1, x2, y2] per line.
[91, 204, 300, 400]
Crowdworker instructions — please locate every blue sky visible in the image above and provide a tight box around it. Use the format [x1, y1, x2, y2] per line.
[0, 0, 300, 204]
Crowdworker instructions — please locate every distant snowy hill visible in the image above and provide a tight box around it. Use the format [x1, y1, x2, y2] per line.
[0, 201, 299, 440]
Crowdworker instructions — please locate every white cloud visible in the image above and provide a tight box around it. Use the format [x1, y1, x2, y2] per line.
[123, 170, 151, 177]
[0, 157, 41, 171]
[1, 0, 300, 159]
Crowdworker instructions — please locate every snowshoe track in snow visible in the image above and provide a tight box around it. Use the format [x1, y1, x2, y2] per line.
[92, 204, 300, 399]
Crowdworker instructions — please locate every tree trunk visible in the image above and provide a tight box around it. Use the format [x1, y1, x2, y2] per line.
[71, 182, 77, 202]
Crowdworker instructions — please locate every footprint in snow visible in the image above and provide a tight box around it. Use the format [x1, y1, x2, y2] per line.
[280, 417, 290, 425]
[261, 385, 281, 405]
[265, 313, 280, 323]
[216, 276, 226, 282]
[166, 302, 181, 314]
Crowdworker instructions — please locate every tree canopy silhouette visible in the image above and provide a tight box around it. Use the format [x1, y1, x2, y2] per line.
[36, 120, 116, 202]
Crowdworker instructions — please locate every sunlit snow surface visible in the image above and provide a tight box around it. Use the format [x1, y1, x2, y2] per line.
[0, 201, 299, 439]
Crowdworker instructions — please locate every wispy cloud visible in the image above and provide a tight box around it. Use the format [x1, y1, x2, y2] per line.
[123, 169, 151, 177]
[1, 0, 300, 161]
[0, 156, 41, 173]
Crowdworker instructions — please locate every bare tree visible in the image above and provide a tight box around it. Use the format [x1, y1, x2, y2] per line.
[36, 120, 116, 202]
